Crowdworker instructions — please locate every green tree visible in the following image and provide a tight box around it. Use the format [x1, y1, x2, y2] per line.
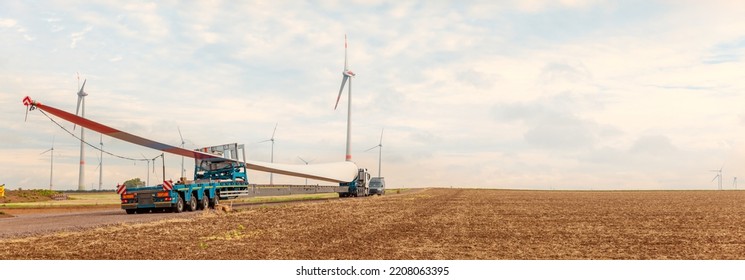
[123, 178, 144, 188]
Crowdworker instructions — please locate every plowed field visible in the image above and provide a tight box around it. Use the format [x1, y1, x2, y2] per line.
[2, 188, 745, 259]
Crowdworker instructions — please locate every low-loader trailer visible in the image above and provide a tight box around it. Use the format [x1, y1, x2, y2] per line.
[120, 143, 250, 214]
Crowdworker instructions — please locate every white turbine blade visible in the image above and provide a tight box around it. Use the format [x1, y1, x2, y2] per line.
[78, 79, 87, 96]
[364, 145, 380, 152]
[271, 122, 278, 139]
[40, 148, 53, 155]
[177, 126, 185, 146]
[712, 174, 719, 182]
[334, 75, 348, 110]
[258, 139, 272, 144]
[379, 128, 384, 145]
[73, 95, 82, 130]
[246, 160, 357, 183]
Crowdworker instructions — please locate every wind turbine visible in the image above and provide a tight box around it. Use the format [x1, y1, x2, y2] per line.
[177, 126, 185, 180]
[94, 134, 103, 190]
[141, 153, 151, 187]
[364, 128, 384, 178]
[259, 123, 278, 185]
[297, 156, 313, 186]
[334, 34, 356, 162]
[733, 177, 737, 190]
[710, 166, 723, 190]
[40, 137, 55, 190]
[74, 74, 88, 191]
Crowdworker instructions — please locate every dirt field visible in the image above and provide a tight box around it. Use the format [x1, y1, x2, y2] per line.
[1, 188, 745, 260]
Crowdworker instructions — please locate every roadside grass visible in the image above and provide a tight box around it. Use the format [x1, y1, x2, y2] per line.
[0, 192, 120, 208]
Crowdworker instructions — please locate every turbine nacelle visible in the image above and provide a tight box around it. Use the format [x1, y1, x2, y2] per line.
[77, 79, 88, 97]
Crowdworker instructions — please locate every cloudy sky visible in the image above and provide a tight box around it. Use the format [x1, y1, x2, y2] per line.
[2, 1, 745, 190]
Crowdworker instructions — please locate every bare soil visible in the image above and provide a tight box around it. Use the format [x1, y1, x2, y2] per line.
[1, 188, 745, 260]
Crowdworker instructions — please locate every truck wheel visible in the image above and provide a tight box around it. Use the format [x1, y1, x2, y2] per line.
[187, 194, 198, 211]
[125, 209, 136, 215]
[209, 195, 219, 209]
[173, 196, 184, 213]
[198, 194, 209, 210]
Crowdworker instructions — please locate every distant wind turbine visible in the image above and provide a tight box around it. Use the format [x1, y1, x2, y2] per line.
[364, 128, 384, 178]
[297, 156, 313, 186]
[40, 137, 55, 190]
[710, 166, 723, 190]
[259, 123, 278, 185]
[74, 73, 88, 191]
[334, 34, 356, 162]
[94, 134, 103, 190]
[177, 126, 185, 180]
[141, 153, 152, 186]
[733, 177, 737, 190]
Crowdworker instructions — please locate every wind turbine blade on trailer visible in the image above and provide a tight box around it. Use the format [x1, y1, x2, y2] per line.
[22, 96, 358, 183]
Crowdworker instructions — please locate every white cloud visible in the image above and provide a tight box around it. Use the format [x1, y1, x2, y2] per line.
[0, 18, 17, 27]
[70, 26, 93, 48]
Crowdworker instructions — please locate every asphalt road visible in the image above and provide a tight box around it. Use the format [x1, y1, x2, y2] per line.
[0, 208, 205, 238]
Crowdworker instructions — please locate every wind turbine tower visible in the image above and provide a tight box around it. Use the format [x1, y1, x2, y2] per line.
[260, 123, 278, 185]
[334, 34, 356, 162]
[74, 75, 88, 191]
[365, 128, 384, 178]
[40, 138, 55, 190]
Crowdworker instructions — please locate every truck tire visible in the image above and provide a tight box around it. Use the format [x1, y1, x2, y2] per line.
[187, 194, 198, 211]
[125, 209, 136, 215]
[198, 193, 209, 210]
[173, 195, 184, 213]
[209, 195, 219, 209]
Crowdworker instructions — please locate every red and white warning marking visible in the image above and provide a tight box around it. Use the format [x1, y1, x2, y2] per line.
[163, 180, 173, 191]
[116, 183, 126, 195]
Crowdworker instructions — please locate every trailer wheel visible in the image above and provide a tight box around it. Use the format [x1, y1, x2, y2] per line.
[173, 195, 184, 213]
[125, 209, 135, 215]
[198, 194, 209, 210]
[187, 194, 198, 211]
[209, 195, 219, 209]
